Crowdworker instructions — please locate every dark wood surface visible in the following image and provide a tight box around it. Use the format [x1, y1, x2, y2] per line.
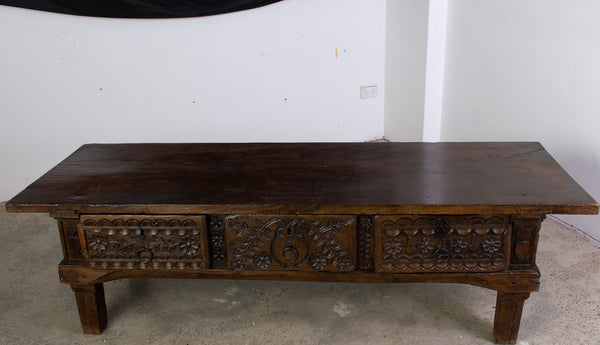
[6, 142, 598, 344]
[6, 142, 598, 215]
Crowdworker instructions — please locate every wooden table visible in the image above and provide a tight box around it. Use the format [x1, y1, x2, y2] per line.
[6, 142, 598, 344]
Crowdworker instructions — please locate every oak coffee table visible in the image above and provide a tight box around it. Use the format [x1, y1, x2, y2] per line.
[6, 142, 598, 344]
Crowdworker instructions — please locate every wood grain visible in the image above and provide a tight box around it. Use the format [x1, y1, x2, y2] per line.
[494, 292, 531, 344]
[70, 284, 107, 334]
[6, 142, 598, 215]
[58, 260, 541, 294]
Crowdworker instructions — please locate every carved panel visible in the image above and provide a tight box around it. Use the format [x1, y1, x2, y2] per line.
[225, 215, 356, 272]
[357, 215, 374, 271]
[208, 215, 227, 269]
[374, 215, 509, 273]
[78, 215, 208, 270]
[57, 218, 84, 260]
[509, 216, 544, 269]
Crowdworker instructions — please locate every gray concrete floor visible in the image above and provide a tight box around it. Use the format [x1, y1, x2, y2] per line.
[1, 203, 599, 345]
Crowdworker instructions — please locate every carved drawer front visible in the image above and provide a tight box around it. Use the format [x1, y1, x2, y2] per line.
[374, 215, 510, 273]
[78, 215, 208, 270]
[225, 215, 356, 272]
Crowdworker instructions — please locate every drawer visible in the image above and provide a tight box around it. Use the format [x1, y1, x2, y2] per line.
[374, 215, 509, 273]
[225, 215, 356, 272]
[78, 215, 208, 270]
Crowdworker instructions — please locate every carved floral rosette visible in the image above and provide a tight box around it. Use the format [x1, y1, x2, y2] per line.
[78, 215, 208, 270]
[375, 215, 510, 273]
[225, 215, 356, 273]
[208, 215, 227, 268]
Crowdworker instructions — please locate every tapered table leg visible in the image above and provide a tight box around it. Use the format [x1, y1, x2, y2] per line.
[493, 291, 530, 344]
[71, 283, 107, 334]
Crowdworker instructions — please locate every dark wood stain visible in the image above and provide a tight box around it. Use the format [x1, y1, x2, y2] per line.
[5, 142, 597, 344]
[6, 142, 598, 215]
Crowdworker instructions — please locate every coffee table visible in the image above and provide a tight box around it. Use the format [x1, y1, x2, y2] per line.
[6, 142, 598, 344]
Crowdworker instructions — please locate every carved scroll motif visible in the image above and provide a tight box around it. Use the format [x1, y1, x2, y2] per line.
[225, 215, 356, 273]
[375, 215, 509, 273]
[79, 215, 208, 270]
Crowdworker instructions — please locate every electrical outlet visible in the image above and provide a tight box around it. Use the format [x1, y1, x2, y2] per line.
[360, 85, 378, 99]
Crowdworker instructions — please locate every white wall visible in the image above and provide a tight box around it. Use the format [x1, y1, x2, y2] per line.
[384, 0, 429, 141]
[441, 0, 600, 240]
[422, 0, 446, 142]
[0, 0, 386, 201]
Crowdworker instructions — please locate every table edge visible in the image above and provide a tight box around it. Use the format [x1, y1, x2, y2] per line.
[5, 202, 599, 216]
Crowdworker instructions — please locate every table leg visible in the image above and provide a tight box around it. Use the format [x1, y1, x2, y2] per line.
[70, 283, 107, 334]
[493, 291, 530, 344]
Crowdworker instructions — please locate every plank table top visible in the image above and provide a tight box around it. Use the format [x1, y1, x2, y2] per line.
[6, 142, 598, 215]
